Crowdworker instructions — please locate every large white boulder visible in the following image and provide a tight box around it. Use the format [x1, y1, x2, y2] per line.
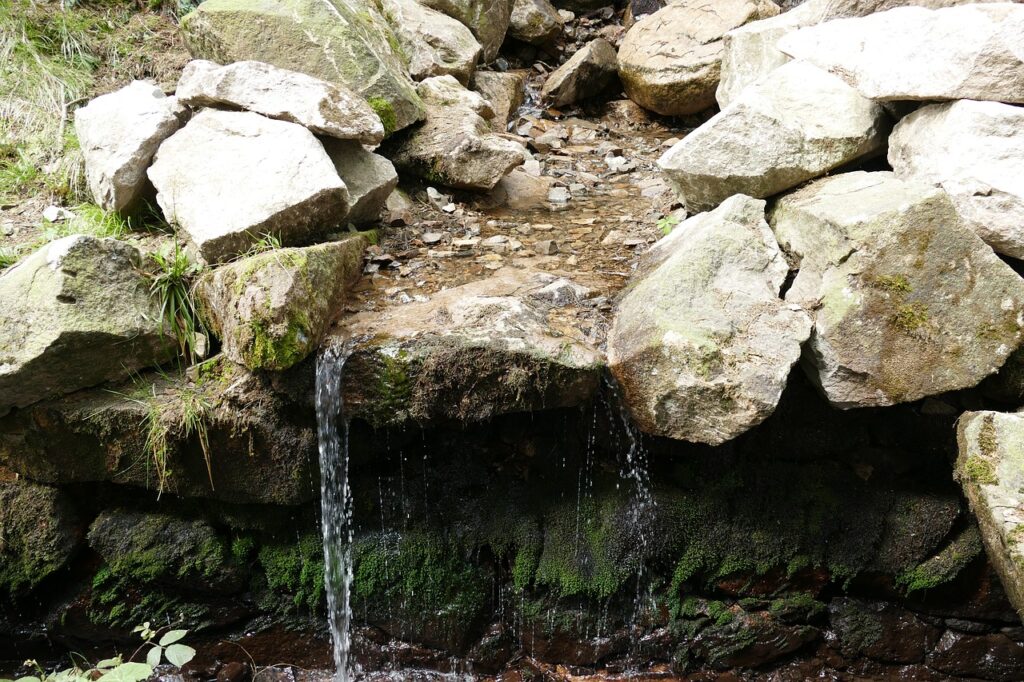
[888, 100, 1024, 260]
[608, 195, 811, 446]
[384, 76, 525, 190]
[74, 81, 182, 214]
[418, 0, 515, 62]
[618, 0, 779, 116]
[771, 171, 1024, 408]
[175, 60, 385, 144]
[717, 0, 1014, 107]
[148, 109, 350, 263]
[379, 0, 482, 83]
[778, 3, 1024, 102]
[0, 236, 176, 416]
[658, 60, 888, 212]
[323, 140, 400, 225]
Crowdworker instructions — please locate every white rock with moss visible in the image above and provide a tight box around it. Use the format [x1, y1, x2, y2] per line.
[379, 0, 481, 83]
[0, 235, 176, 416]
[888, 100, 1024, 260]
[384, 75, 525, 190]
[196, 236, 368, 371]
[175, 60, 385, 144]
[74, 81, 182, 214]
[608, 195, 811, 446]
[778, 3, 1024, 102]
[509, 0, 562, 45]
[658, 60, 888, 213]
[179, 0, 425, 135]
[324, 140, 400, 225]
[618, 0, 780, 116]
[148, 109, 350, 263]
[770, 171, 1024, 408]
[956, 410, 1024, 621]
[419, 0, 515, 62]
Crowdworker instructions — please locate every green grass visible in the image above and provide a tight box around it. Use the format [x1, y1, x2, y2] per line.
[148, 242, 204, 365]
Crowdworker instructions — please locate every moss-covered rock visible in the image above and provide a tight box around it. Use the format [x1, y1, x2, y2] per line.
[180, 0, 424, 134]
[0, 235, 176, 416]
[197, 236, 368, 371]
[0, 480, 80, 596]
[0, 360, 317, 505]
[87, 509, 245, 593]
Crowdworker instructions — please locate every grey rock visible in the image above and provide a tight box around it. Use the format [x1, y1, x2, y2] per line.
[380, 0, 482, 83]
[419, 0, 516, 61]
[324, 140, 399, 225]
[471, 70, 527, 132]
[0, 481, 79, 595]
[510, 0, 563, 44]
[541, 39, 619, 107]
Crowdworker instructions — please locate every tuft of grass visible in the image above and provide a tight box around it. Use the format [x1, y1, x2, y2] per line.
[148, 242, 204, 365]
[65, 202, 132, 238]
[240, 231, 283, 259]
[0, 247, 18, 270]
[178, 386, 213, 491]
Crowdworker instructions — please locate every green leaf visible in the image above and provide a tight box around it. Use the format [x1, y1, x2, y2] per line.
[14, 676, 40, 682]
[158, 630, 187, 646]
[146, 646, 162, 669]
[95, 657, 122, 670]
[164, 644, 196, 668]
[101, 663, 153, 682]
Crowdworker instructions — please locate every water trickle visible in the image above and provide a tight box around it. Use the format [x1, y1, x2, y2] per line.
[316, 342, 356, 682]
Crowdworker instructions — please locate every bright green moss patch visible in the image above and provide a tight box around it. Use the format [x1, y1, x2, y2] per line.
[964, 456, 998, 485]
[258, 533, 325, 612]
[896, 525, 982, 594]
[367, 97, 397, 137]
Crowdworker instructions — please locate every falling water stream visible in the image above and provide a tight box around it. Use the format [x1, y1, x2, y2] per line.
[316, 342, 356, 682]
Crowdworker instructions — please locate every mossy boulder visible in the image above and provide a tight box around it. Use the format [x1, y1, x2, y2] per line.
[179, 0, 424, 135]
[197, 236, 368, 371]
[771, 172, 1024, 408]
[0, 361, 317, 505]
[87, 509, 245, 593]
[0, 235, 177, 416]
[956, 410, 1024, 621]
[0, 480, 80, 596]
[338, 267, 603, 426]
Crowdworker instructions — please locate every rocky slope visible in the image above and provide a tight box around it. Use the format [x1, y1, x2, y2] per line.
[3, 0, 1024, 679]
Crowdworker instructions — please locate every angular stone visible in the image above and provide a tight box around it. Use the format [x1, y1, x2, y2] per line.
[148, 109, 350, 263]
[379, 0, 481, 83]
[0, 481, 79, 596]
[716, 0, 1007, 108]
[0, 360, 318, 505]
[509, 0, 563, 45]
[540, 39, 619, 107]
[0, 236, 175, 417]
[888, 100, 1024, 260]
[778, 4, 1024, 103]
[471, 70, 527, 132]
[88, 509, 245, 593]
[74, 81, 182, 213]
[384, 75, 525, 190]
[336, 268, 603, 426]
[197, 236, 367, 371]
[956, 411, 1024, 622]
[618, 0, 779, 116]
[771, 171, 1024, 408]
[658, 60, 888, 213]
[175, 60, 384, 144]
[179, 0, 424, 135]
[608, 195, 810, 446]
[419, 0, 515, 62]
[324, 140, 399, 226]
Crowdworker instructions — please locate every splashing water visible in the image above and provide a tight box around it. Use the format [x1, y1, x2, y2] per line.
[316, 342, 356, 682]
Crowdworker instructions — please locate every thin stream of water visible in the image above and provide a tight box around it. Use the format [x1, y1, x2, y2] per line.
[316, 342, 356, 682]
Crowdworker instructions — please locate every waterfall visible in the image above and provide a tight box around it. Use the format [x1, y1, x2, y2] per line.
[316, 342, 355, 682]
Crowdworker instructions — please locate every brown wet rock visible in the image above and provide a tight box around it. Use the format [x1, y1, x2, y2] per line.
[926, 629, 1024, 681]
[827, 598, 942, 664]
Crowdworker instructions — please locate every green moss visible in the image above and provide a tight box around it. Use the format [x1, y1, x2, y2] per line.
[361, 348, 414, 426]
[359, 228, 379, 246]
[353, 531, 489, 628]
[367, 97, 397, 137]
[258, 533, 325, 612]
[964, 456, 998, 485]
[896, 525, 982, 594]
[232, 536, 256, 564]
[891, 302, 930, 333]
[870, 274, 911, 294]
[244, 314, 311, 371]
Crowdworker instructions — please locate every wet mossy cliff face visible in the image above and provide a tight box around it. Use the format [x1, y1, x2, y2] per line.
[1, 357, 1024, 679]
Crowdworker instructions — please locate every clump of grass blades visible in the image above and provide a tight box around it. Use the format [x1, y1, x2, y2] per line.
[148, 242, 204, 365]
[141, 384, 214, 498]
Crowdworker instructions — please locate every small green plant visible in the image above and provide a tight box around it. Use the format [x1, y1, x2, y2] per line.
[242, 231, 282, 258]
[4, 624, 194, 682]
[657, 214, 681, 236]
[0, 248, 17, 270]
[65, 203, 131, 239]
[148, 242, 204, 364]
